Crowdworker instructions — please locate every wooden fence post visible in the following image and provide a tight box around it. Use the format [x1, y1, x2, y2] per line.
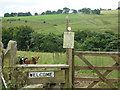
[63, 32, 74, 88]
[3, 40, 17, 88]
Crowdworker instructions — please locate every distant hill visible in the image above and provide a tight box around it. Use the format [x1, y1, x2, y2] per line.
[1, 10, 118, 34]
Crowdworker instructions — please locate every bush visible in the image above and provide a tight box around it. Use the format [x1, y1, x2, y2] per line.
[39, 33, 64, 52]
[74, 30, 118, 52]
[2, 26, 33, 50]
[2, 27, 118, 52]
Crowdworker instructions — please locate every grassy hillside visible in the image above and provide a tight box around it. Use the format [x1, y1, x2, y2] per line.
[1, 10, 118, 34]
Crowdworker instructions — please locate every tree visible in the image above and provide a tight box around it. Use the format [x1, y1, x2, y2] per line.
[30, 32, 45, 51]
[74, 30, 92, 43]
[78, 9, 82, 12]
[80, 32, 116, 51]
[2, 27, 15, 48]
[18, 12, 24, 16]
[81, 8, 91, 14]
[91, 9, 100, 15]
[40, 33, 64, 52]
[45, 10, 52, 15]
[11, 13, 17, 17]
[27, 12, 32, 16]
[17, 12, 32, 16]
[14, 26, 34, 50]
[63, 7, 70, 14]
[105, 39, 120, 52]
[34, 13, 38, 16]
[41, 12, 45, 15]
[52, 11, 56, 14]
[2, 26, 34, 50]
[56, 9, 63, 14]
[4, 13, 11, 17]
[71, 9, 77, 14]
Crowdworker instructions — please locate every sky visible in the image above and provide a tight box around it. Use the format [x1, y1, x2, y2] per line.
[0, 0, 119, 17]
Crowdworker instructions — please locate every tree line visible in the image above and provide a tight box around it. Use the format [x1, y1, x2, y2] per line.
[2, 26, 119, 52]
[4, 7, 102, 17]
[4, 12, 32, 17]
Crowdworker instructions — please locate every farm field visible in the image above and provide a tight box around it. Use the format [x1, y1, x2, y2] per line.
[1, 10, 119, 35]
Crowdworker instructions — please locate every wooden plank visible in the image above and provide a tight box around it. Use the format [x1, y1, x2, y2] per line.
[74, 51, 120, 56]
[88, 81, 98, 88]
[26, 70, 65, 84]
[78, 55, 116, 88]
[16, 64, 69, 68]
[88, 62, 119, 88]
[72, 49, 75, 87]
[111, 56, 120, 65]
[87, 54, 120, 88]
[74, 66, 120, 70]
[74, 77, 120, 82]
[61, 68, 69, 88]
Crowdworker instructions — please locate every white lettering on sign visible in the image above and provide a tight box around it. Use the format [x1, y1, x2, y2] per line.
[29, 72, 54, 78]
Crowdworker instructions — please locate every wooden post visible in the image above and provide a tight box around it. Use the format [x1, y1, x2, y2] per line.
[63, 18, 74, 88]
[61, 68, 69, 88]
[66, 16, 69, 32]
[67, 48, 74, 88]
[3, 40, 17, 88]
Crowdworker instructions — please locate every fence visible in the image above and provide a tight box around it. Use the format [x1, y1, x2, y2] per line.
[0, 40, 71, 88]
[0, 32, 120, 88]
[73, 51, 120, 88]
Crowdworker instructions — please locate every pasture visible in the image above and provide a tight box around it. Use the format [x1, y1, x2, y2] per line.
[1, 10, 119, 34]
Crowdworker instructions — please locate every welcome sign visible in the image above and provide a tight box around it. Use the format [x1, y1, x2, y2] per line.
[29, 72, 54, 78]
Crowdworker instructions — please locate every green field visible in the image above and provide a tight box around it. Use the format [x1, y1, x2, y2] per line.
[1, 10, 119, 34]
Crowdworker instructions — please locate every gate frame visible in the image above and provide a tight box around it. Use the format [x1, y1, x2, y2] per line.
[73, 51, 120, 88]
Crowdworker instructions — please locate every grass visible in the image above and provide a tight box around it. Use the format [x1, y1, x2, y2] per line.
[101, 10, 118, 15]
[17, 51, 65, 64]
[1, 10, 119, 35]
